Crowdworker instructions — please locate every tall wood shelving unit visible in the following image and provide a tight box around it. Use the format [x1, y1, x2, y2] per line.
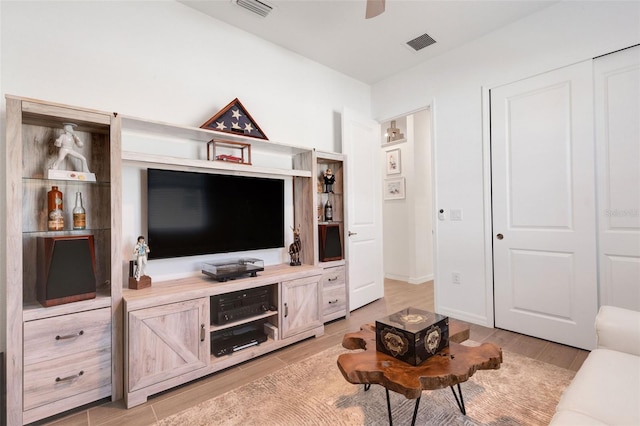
[294, 150, 349, 322]
[4, 96, 123, 425]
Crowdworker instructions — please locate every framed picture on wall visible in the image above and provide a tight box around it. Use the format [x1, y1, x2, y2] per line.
[384, 177, 405, 200]
[386, 149, 401, 175]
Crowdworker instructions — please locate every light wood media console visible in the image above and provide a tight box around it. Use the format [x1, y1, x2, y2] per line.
[5, 95, 348, 423]
[123, 263, 325, 408]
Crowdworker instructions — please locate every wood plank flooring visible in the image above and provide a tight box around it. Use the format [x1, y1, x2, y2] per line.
[40, 279, 588, 426]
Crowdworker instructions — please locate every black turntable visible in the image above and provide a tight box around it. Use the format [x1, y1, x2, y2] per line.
[202, 258, 265, 282]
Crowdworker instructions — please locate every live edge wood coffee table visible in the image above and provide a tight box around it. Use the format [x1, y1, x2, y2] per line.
[337, 320, 502, 426]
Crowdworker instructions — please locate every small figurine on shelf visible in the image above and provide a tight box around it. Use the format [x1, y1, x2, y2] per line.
[323, 168, 335, 193]
[48, 123, 96, 181]
[52, 123, 90, 173]
[134, 236, 150, 280]
[129, 236, 152, 289]
[385, 120, 405, 142]
[288, 225, 302, 266]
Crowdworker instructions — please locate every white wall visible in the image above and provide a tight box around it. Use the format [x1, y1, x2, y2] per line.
[372, 1, 640, 325]
[0, 1, 372, 351]
[382, 110, 433, 284]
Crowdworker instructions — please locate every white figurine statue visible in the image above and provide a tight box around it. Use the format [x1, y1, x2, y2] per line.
[52, 123, 91, 173]
[133, 236, 150, 280]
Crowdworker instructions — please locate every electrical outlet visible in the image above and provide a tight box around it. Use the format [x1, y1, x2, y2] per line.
[452, 272, 461, 285]
[451, 209, 463, 221]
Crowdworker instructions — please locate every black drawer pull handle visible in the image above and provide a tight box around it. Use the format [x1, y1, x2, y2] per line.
[200, 324, 205, 342]
[328, 276, 339, 281]
[328, 299, 339, 304]
[56, 370, 84, 383]
[56, 330, 84, 340]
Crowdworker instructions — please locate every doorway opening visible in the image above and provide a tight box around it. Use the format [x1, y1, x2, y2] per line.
[379, 107, 435, 285]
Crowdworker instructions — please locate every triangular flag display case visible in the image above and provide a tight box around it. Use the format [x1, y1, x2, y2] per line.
[200, 98, 269, 140]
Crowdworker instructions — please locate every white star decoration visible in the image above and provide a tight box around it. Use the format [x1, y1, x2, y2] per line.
[215, 121, 227, 131]
[231, 109, 242, 120]
[231, 122, 242, 130]
[244, 123, 254, 133]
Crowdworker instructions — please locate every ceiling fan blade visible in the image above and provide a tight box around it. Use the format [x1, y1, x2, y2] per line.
[365, 0, 385, 19]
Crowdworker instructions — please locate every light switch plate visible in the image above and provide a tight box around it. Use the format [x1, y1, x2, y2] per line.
[450, 208, 463, 221]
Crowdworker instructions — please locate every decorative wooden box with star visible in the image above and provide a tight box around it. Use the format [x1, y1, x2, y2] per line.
[200, 98, 268, 140]
[207, 140, 252, 165]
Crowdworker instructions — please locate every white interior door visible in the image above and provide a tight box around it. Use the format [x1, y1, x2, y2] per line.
[342, 107, 384, 311]
[491, 61, 598, 350]
[595, 46, 640, 311]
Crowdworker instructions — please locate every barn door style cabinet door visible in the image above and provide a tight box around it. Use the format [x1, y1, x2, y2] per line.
[126, 298, 209, 407]
[280, 275, 322, 339]
[4, 96, 123, 425]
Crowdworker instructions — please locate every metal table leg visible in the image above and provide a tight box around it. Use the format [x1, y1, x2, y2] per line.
[383, 387, 422, 426]
[450, 383, 466, 415]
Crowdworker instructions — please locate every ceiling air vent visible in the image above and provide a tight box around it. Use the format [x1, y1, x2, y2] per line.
[234, 0, 273, 17]
[406, 33, 436, 52]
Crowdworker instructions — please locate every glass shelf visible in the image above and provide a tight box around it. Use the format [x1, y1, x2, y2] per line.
[22, 176, 111, 186]
[22, 228, 111, 236]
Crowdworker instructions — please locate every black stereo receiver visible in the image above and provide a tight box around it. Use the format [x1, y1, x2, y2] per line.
[211, 323, 268, 357]
[210, 287, 273, 325]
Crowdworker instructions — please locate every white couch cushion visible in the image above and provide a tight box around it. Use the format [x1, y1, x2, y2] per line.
[555, 348, 640, 425]
[596, 306, 640, 356]
[550, 410, 607, 425]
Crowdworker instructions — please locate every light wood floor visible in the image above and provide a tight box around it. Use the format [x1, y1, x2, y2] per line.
[40, 279, 588, 426]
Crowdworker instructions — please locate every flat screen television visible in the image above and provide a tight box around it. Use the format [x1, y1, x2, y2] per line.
[147, 168, 285, 259]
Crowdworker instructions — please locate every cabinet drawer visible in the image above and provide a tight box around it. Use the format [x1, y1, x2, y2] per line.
[23, 346, 111, 411]
[24, 308, 111, 366]
[321, 266, 345, 289]
[322, 286, 347, 317]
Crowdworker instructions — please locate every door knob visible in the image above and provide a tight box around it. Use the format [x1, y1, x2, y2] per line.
[348, 231, 358, 237]
[496, 233, 504, 240]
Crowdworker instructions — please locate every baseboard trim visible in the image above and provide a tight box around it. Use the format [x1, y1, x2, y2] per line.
[436, 306, 493, 327]
[1, 352, 5, 426]
[408, 274, 434, 284]
[385, 273, 434, 284]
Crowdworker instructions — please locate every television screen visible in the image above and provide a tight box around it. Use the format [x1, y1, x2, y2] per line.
[147, 168, 285, 259]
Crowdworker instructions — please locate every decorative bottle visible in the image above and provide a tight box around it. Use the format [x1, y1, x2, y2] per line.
[47, 186, 64, 231]
[73, 191, 86, 230]
[324, 197, 333, 222]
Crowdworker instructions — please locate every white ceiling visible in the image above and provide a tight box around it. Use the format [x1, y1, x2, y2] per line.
[179, 0, 559, 85]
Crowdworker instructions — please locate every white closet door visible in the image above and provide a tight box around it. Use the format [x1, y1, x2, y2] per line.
[491, 60, 598, 350]
[595, 46, 640, 311]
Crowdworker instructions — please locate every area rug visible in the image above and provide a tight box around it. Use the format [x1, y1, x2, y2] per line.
[158, 344, 575, 426]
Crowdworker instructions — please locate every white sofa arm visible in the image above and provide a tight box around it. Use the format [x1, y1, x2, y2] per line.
[596, 305, 640, 356]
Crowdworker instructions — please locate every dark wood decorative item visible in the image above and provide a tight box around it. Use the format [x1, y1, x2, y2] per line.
[37, 235, 97, 307]
[129, 275, 151, 290]
[289, 225, 302, 266]
[318, 223, 342, 262]
[200, 98, 268, 140]
[375, 307, 449, 366]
